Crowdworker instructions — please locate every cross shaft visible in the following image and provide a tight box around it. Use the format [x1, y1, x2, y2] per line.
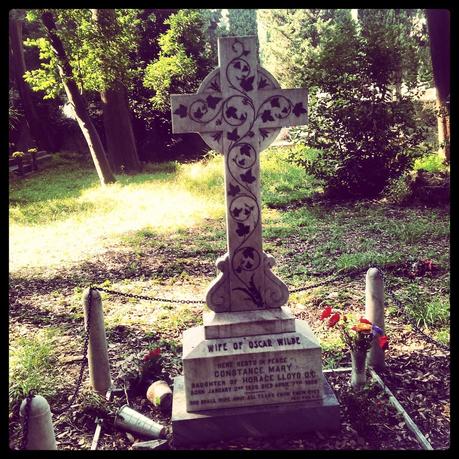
[171, 36, 307, 313]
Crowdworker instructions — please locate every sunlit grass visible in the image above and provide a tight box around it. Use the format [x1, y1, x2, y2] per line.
[261, 146, 322, 207]
[10, 148, 318, 273]
[9, 327, 60, 406]
[9, 154, 226, 272]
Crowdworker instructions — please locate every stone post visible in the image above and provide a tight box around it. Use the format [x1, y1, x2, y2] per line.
[19, 395, 57, 450]
[365, 267, 385, 371]
[83, 288, 112, 394]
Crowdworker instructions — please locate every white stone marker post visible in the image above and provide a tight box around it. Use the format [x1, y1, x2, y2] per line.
[365, 267, 385, 370]
[20, 395, 57, 450]
[83, 288, 112, 394]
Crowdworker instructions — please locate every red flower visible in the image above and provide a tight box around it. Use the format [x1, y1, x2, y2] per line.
[143, 348, 161, 361]
[425, 259, 434, 271]
[359, 317, 372, 325]
[320, 306, 333, 320]
[328, 313, 340, 327]
[378, 335, 389, 351]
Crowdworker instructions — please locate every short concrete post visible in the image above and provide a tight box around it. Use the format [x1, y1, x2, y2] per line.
[83, 288, 112, 394]
[20, 395, 57, 450]
[365, 267, 385, 371]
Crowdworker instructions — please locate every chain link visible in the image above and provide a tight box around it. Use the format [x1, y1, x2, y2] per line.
[52, 287, 93, 417]
[288, 266, 368, 293]
[20, 389, 36, 450]
[93, 286, 206, 304]
[92, 266, 368, 300]
[93, 264, 448, 351]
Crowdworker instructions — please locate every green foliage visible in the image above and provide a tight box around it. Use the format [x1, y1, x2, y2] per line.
[23, 35, 62, 99]
[258, 9, 334, 87]
[260, 146, 323, 207]
[260, 9, 433, 199]
[384, 175, 414, 205]
[9, 89, 23, 130]
[144, 52, 197, 111]
[24, 9, 141, 98]
[144, 9, 212, 111]
[9, 328, 59, 405]
[434, 329, 450, 346]
[414, 153, 449, 173]
[399, 284, 449, 329]
[198, 9, 224, 65]
[227, 9, 258, 36]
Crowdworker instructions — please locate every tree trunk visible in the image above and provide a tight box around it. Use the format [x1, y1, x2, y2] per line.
[100, 82, 142, 174]
[9, 15, 55, 152]
[426, 9, 450, 164]
[92, 9, 142, 174]
[41, 11, 116, 186]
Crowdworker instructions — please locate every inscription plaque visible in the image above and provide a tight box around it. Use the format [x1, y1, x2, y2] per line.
[182, 321, 323, 411]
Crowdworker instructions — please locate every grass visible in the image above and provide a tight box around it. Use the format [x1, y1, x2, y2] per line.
[414, 153, 449, 173]
[9, 328, 60, 407]
[395, 284, 450, 329]
[9, 153, 226, 271]
[9, 147, 450, 405]
[260, 146, 323, 207]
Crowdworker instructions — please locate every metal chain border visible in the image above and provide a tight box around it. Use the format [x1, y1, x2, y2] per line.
[20, 389, 36, 450]
[91, 260, 449, 351]
[18, 261, 447, 448]
[93, 286, 206, 304]
[52, 287, 93, 417]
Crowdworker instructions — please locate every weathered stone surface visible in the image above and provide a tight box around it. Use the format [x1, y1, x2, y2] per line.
[171, 36, 307, 314]
[203, 306, 295, 339]
[83, 288, 112, 395]
[365, 268, 385, 370]
[20, 395, 57, 450]
[169, 36, 339, 446]
[182, 320, 323, 412]
[171, 375, 340, 446]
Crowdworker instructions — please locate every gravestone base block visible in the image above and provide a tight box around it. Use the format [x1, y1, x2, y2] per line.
[171, 375, 340, 446]
[182, 320, 325, 412]
[203, 306, 296, 339]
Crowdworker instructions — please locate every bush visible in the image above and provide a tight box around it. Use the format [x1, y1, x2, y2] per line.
[286, 12, 430, 199]
[306, 96, 427, 198]
[384, 175, 414, 205]
[414, 153, 449, 173]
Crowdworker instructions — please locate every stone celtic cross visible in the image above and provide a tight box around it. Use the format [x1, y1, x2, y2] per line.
[171, 36, 307, 314]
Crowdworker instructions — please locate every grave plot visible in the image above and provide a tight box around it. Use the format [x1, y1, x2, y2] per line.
[9, 268, 449, 450]
[9, 31, 449, 453]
